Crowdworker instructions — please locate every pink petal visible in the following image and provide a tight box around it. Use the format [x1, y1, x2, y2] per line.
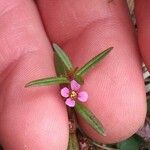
[78, 91, 88, 102]
[61, 87, 70, 98]
[71, 80, 80, 91]
[65, 98, 75, 107]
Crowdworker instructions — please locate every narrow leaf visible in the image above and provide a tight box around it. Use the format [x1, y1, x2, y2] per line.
[67, 133, 80, 150]
[76, 47, 113, 77]
[53, 43, 74, 71]
[25, 76, 69, 87]
[54, 51, 85, 84]
[54, 53, 67, 76]
[75, 102, 106, 136]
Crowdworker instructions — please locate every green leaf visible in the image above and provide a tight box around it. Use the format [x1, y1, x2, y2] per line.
[67, 133, 80, 150]
[76, 47, 113, 77]
[25, 76, 69, 87]
[117, 135, 143, 150]
[53, 43, 74, 71]
[75, 102, 106, 136]
[54, 49, 84, 84]
[54, 53, 67, 76]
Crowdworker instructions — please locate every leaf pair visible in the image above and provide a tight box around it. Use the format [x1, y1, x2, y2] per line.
[53, 43, 113, 79]
[25, 44, 112, 87]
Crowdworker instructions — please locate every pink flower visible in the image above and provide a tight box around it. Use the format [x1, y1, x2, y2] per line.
[61, 80, 88, 107]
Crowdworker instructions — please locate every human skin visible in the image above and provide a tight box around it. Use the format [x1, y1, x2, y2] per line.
[135, 0, 150, 70]
[0, 0, 148, 149]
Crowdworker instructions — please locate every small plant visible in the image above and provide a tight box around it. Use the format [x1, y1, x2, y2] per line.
[25, 43, 113, 149]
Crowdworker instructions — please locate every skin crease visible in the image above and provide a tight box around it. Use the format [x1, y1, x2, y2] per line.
[0, 0, 148, 149]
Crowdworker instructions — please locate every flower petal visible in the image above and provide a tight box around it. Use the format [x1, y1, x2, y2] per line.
[71, 80, 80, 91]
[61, 87, 70, 98]
[78, 91, 88, 102]
[65, 98, 75, 107]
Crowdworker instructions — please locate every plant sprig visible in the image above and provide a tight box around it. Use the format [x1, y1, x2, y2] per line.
[25, 43, 113, 149]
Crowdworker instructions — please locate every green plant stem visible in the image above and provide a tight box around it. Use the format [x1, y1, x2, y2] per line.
[67, 108, 77, 133]
[67, 108, 80, 150]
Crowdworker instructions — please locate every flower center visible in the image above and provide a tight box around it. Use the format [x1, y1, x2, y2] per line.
[70, 91, 77, 100]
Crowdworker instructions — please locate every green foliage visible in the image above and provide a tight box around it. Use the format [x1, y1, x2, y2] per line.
[67, 133, 79, 150]
[75, 102, 105, 136]
[26, 44, 111, 142]
[117, 135, 143, 150]
[53, 43, 74, 71]
[76, 47, 113, 77]
[25, 76, 69, 87]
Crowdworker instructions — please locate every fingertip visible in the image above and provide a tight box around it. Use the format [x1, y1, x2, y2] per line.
[135, 0, 150, 70]
[0, 94, 69, 150]
[0, 0, 69, 149]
